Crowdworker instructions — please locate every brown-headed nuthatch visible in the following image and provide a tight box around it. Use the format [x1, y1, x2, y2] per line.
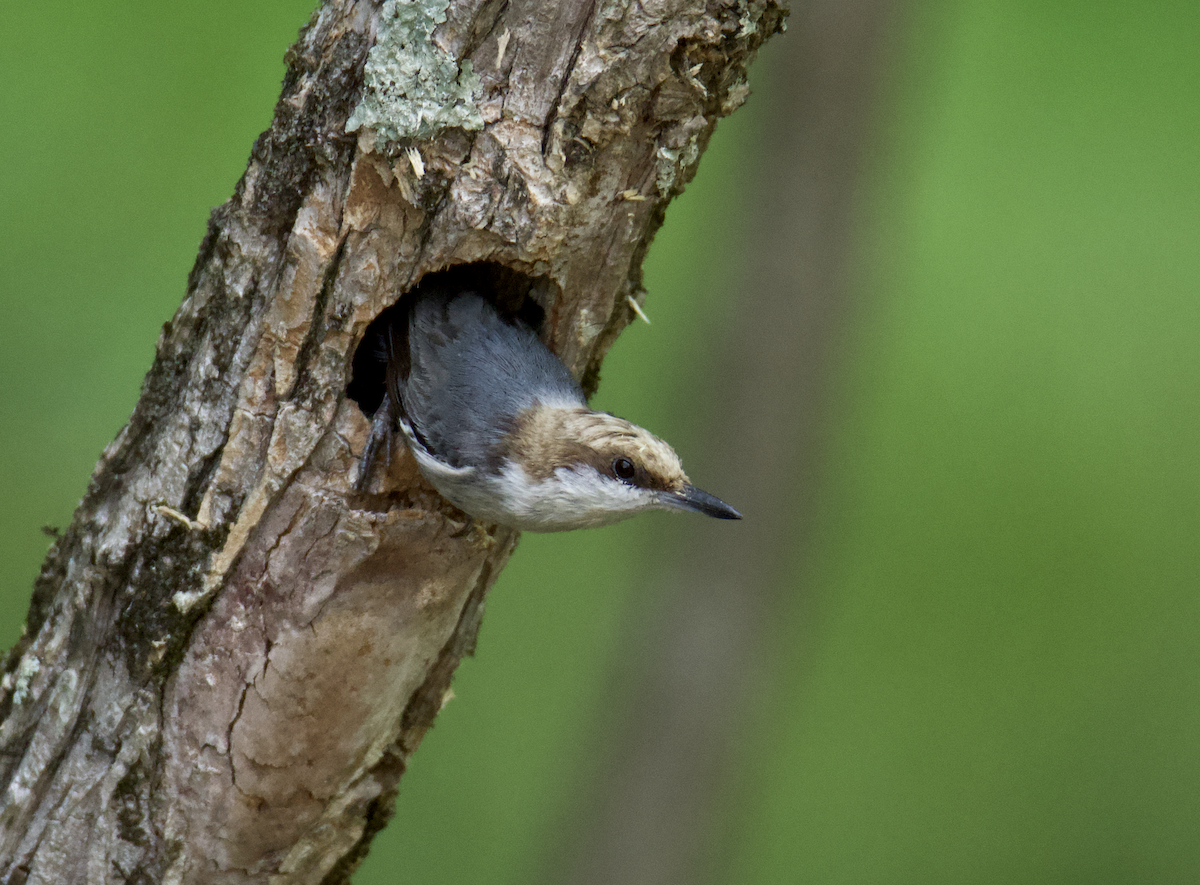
[356, 287, 741, 532]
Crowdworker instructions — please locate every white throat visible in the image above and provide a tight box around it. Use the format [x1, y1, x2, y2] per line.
[481, 461, 661, 532]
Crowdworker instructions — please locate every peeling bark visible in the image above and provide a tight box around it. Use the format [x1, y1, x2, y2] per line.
[0, 0, 784, 882]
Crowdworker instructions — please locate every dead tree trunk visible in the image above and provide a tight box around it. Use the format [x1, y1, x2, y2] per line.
[0, 0, 785, 882]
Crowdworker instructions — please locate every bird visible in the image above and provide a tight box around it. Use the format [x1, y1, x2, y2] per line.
[355, 286, 741, 532]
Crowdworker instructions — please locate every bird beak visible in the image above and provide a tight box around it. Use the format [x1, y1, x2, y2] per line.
[661, 484, 743, 520]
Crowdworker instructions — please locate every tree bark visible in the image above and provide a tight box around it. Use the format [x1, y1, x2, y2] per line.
[0, 0, 784, 882]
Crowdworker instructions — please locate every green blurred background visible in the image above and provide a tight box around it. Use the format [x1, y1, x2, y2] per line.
[2, 1, 1198, 882]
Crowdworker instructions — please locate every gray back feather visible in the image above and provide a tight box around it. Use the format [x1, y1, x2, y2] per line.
[393, 290, 584, 471]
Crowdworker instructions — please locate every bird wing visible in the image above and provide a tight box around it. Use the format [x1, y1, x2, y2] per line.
[394, 290, 584, 471]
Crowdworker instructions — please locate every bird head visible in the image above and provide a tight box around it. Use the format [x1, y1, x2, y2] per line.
[494, 405, 742, 531]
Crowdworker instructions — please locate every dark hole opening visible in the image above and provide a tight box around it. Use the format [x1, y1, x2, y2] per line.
[346, 262, 558, 418]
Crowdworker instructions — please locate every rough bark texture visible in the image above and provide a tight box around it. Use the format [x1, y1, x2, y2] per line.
[0, 0, 784, 882]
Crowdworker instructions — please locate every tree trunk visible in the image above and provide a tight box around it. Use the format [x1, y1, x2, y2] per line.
[0, 0, 784, 882]
[542, 1, 904, 882]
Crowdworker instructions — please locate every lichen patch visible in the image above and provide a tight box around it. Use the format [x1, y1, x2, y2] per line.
[347, 0, 485, 147]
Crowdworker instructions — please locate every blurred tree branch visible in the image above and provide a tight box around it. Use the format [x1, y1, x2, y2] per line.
[542, 1, 905, 883]
[0, 0, 783, 882]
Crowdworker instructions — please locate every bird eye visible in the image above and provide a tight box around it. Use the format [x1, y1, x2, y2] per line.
[612, 457, 636, 481]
